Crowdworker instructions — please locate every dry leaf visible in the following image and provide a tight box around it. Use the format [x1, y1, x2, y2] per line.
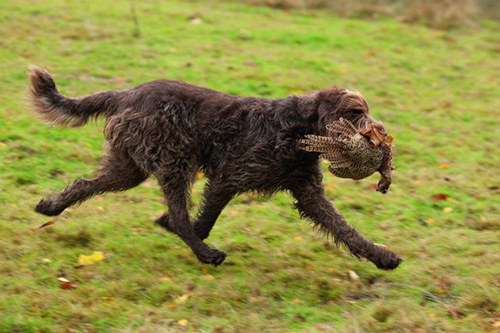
[31, 220, 56, 233]
[293, 236, 302, 242]
[348, 270, 359, 281]
[78, 251, 105, 266]
[160, 276, 173, 283]
[96, 206, 105, 213]
[178, 319, 188, 326]
[294, 315, 307, 322]
[439, 163, 450, 169]
[433, 193, 450, 201]
[203, 275, 215, 281]
[167, 303, 176, 309]
[447, 308, 463, 319]
[174, 294, 190, 304]
[60, 282, 76, 290]
[443, 207, 453, 213]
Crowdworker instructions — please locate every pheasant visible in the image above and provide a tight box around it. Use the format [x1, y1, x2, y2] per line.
[299, 118, 394, 193]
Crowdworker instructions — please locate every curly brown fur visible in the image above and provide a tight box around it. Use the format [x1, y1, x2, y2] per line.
[29, 66, 402, 270]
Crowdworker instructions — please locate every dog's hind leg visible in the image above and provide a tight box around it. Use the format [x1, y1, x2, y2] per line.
[156, 181, 235, 240]
[193, 182, 235, 240]
[156, 170, 227, 266]
[35, 151, 147, 216]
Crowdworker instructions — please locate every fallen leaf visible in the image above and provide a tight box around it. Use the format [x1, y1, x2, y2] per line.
[203, 275, 215, 281]
[96, 206, 105, 213]
[293, 236, 302, 242]
[73, 265, 85, 269]
[447, 308, 463, 319]
[488, 186, 499, 191]
[425, 218, 434, 224]
[31, 220, 56, 233]
[294, 315, 307, 322]
[178, 319, 188, 326]
[433, 193, 450, 201]
[42, 258, 51, 263]
[78, 251, 105, 266]
[174, 294, 190, 304]
[313, 323, 334, 330]
[60, 282, 76, 290]
[57, 277, 70, 283]
[348, 270, 359, 281]
[190, 17, 202, 25]
[167, 303, 176, 309]
[443, 207, 453, 213]
[305, 264, 314, 270]
[159, 276, 173, 283]
[439, 163, 450, 169]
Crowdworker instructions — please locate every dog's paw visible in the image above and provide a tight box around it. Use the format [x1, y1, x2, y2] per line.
[35, 199, 65, 216]
[373, 252, 403, 270]
[193, 222, 211, 240]
[196, 248, 227, 267]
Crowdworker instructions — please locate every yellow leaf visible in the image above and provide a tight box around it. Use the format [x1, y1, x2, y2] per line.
[96, 206, 105, 213]
[78, 251, 105, 266]
[439, 163, 450, 169]
[348, 270, 359, 281]
[42, 258, 51, 263]
[203, 275, 215, 281]
[159, 277, 173, 283]
[443, 207, 453, 213]
[178, 319, 188, 326]
[175, 294, 190, 304]
[293, 236, 302, 242]
[425, 218, 434, 224]
[167, 303, 176, 309]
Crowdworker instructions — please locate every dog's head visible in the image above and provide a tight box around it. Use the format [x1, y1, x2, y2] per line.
[315, 88, 379, 137]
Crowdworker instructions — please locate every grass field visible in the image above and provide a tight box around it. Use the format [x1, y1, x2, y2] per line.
[0, 0, 499, 332]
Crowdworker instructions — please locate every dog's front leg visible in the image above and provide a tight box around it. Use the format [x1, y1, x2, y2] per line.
[290, 181, 402, 270]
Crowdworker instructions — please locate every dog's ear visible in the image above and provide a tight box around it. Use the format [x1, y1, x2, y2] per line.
[315, 88, 370, 134]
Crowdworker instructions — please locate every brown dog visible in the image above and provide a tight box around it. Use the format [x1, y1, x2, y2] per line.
[29, 66, 402, 269]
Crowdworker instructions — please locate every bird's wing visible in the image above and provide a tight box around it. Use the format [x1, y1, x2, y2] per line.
[326, 118, 358, 137]
[298, 135, 345, 153]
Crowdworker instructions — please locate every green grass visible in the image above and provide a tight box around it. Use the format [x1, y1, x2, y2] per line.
[0, 0, 499, 332]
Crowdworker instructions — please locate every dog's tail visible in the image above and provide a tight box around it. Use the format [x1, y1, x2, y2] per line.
[29, 65, 124, 127]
